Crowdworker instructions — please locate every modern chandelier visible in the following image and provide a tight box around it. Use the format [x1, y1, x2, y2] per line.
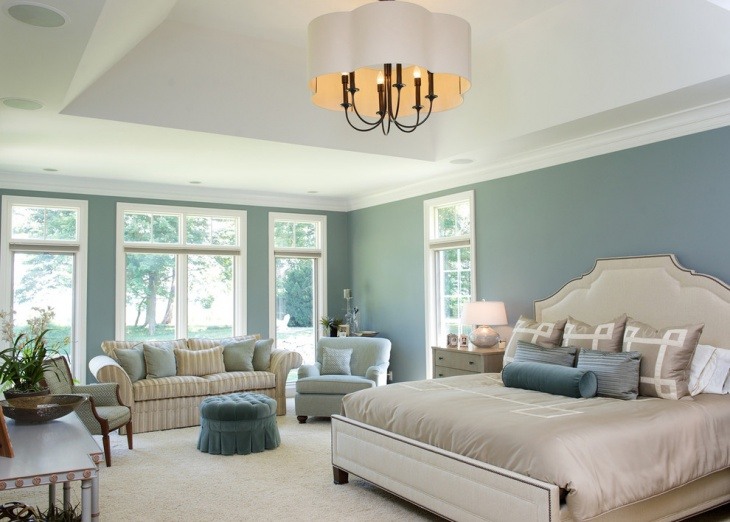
[307, 0, 471, 135]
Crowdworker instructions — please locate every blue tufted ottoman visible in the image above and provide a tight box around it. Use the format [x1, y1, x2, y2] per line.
[197, 392, 280, 455]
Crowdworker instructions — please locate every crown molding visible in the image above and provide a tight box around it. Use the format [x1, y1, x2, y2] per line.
[347, 98, 730, 211]
[0, 171, 349, 212]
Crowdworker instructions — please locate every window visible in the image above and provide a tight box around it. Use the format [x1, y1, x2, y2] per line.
[0, 196, 88, 381]
[269, 213, 326, 381]
[424, 191, 475, 376]
[116, 204, 246, 340]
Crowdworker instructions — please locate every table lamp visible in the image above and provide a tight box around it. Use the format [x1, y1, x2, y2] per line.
[460, 301, 508, 348]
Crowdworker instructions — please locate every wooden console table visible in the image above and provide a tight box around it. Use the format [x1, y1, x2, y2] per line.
[0, 413, 102, 521]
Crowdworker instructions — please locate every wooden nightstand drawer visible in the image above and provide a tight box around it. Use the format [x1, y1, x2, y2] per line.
[433, 366, 476, 378]
[434, 350, 484, 372]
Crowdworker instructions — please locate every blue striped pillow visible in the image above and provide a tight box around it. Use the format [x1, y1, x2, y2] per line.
[576, 349, 641, 400]
[514, 340, 577, 367]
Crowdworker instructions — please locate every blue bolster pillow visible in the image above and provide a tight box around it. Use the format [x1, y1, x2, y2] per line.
[502, 361, 597, 398]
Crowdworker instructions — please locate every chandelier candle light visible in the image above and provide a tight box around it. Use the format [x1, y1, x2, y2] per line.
[307, 0, 471, 134]
[460, 301, 508, 349]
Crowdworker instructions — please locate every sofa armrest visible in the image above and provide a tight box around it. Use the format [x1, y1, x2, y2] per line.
[366, 362, 390, 386]
[269, 348, 303, 415]
[89, 355, 134, 408]
[298, 363, 321, 379]
[74, 382, 122, 408]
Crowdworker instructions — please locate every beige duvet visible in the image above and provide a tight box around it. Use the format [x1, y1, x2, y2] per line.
[341, 373, 730, 521]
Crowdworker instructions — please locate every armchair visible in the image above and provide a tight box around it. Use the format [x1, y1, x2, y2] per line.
[43, 356, 132, 467]
[295, 337, 391, 423]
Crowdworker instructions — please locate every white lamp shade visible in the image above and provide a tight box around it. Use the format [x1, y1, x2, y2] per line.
[460, 301, 507, 326]
[307, 1, 471, 117]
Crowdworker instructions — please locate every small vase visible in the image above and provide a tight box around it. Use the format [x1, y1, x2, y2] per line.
[3, 387, 50, 400]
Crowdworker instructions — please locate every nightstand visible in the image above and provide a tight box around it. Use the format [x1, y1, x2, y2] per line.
[431, 345, 505, 378]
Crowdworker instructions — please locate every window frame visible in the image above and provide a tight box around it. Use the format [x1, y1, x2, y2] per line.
[268, 212, 327, 345]
[423, 190, 476, 377]
[115, 203, 247, 339]
[0, 195, 88, 382]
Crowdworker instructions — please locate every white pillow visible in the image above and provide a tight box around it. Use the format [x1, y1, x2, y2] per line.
[689, 344, 730, 395]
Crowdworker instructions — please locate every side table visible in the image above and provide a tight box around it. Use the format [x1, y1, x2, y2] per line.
[432, 345, 505, 378]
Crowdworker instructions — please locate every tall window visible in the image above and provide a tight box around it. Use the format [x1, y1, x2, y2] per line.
[269, 213, 326, 381]
[116, 204, 246, 340]
[424, 191, 475, 376]
[1, 196, 88, 381]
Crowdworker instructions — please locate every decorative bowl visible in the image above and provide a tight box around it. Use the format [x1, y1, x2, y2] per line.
[0, 394, 87, 424]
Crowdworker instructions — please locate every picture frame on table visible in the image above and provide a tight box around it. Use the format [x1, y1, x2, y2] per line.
[447, 333, 458, 348]
[459, 334, 468, 348]
[337, 324, 350, 337]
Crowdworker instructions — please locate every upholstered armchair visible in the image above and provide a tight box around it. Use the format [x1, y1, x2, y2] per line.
[43, 356, 133, 467]
[295, 337, 391, 423]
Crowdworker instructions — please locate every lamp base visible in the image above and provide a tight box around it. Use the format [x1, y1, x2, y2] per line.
[468, 325, 500, 348]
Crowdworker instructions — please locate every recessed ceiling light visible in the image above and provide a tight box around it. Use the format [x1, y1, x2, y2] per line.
[2, 97, 43, 110]
[189, 180, 202, 185]
[43, 168, 58, 172]
[5, 2, 67, 27]
[449, 158, 474, 165]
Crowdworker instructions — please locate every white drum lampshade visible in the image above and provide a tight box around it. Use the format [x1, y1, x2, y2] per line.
[460, 301, 507, 348]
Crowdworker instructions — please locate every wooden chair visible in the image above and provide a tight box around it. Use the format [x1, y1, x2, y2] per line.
[43, 356, 133, 466]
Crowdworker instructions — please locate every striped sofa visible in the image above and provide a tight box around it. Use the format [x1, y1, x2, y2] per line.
[89, 336, 302, 433]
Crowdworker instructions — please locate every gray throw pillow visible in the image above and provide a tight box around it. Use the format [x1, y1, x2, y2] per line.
[321, 347, 353, 375]
[577, 349, 642, 400]
[115, 348, 146, 382]
[222, 339, 256, 372]
[143, 343, 177, 378]
[514, 340, 577, 367]
[253, 339, 274, 371]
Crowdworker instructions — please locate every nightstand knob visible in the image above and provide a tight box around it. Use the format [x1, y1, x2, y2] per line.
[469, 361, 475, 365]
[438, 356, 444, 360]
[438, 373, 444, 377]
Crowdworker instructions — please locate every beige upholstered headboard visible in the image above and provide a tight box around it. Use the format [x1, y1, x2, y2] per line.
[534, 255, 730, 347]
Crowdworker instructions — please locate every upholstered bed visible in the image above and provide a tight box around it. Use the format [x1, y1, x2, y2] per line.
[331, 255, 730, 521]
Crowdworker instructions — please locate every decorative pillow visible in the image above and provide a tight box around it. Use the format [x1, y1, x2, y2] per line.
[321, 347, 353, 375]
[689, 344, 730, 396]
[174, 346, 225, 377]
[562, 315, 627, 352]
[576, 350, 641, 400]
[504, 316, 567, 365]
[115, 348, 146, 382]
[222, 339, 256, 372]
[252, 339, 274, 371]
[502, 361, 597, 399]
[143, 343, 177, 379]
[622, 320, 704, 399]
[513, 341, 577, 367]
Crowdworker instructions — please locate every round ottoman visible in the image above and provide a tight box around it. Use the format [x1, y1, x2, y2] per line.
[197, 393, 280, 455]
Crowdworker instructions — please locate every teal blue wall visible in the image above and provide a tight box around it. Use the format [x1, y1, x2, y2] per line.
[350, 126, 730, 382]
[0, 191, 349, 382]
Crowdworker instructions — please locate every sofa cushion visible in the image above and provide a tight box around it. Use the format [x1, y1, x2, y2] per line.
[143, 343, 177, 378]
[202, 371, 276, 395]
[175, 346, 225, 376]
[102, 339, 187, 359]
[187, 335, 258, 351]
[296, 375, 375, 395]
[253, 339, 274, 371]
[115, 347, 146, 382]
[133, 376, 210, 401]
[222, 339, 256, 371]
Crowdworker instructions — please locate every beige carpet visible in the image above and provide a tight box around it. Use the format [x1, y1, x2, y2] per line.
[1, 399, 728, 521]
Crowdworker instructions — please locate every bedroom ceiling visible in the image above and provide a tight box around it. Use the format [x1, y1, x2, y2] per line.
[1, 0, 730, 211]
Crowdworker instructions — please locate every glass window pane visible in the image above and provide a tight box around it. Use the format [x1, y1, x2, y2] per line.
[187, 255, 234, 339]
[152, 215, 179, 244]
[186, 216, 210, 245]
[211, 218, 237, 246]
[12, 252, 73, 359]
[11, 206, 77, 241]
[294, 223, 316, 248]
[435, 202, 470, 239]
[45, 209, 77, 240]
[125, 253, 176, 340]
[12, 206, 45, 240]
[124, 213, 152, 242]
[275, 257, 316, 379]
[436, 246, 471, 341]
[274, 222, 294, 248]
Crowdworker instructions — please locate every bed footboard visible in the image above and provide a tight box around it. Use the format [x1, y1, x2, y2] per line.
[331, 415, 560, 522]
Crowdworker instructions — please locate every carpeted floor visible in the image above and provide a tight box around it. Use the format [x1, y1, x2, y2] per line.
[1, 399, 728, 521]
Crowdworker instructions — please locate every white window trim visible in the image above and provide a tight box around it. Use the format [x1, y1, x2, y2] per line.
[115, 203, 247, 339]
[268, 212, 327, 343]
[423, 190, 476, 377]
[1, 196, 88, 382]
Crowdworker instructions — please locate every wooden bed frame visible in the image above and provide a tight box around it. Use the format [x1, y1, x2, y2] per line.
[331, 254, 730, 521]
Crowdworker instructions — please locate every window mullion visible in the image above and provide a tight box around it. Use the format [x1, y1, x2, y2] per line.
[177, 254, 188, 338]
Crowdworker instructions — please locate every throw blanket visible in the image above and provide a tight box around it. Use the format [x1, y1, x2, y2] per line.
[341, 373, 730, 521]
